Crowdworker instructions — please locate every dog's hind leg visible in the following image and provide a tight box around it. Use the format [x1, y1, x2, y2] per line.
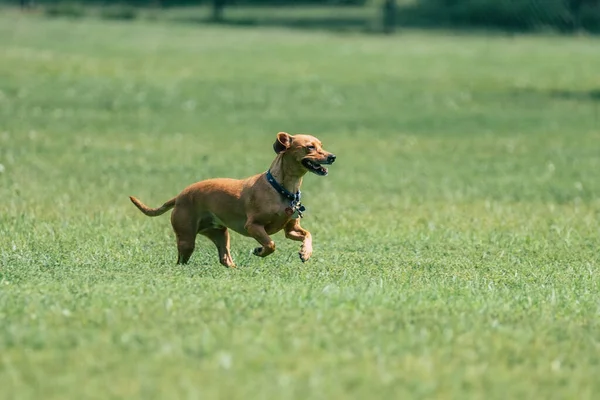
[171, 207, 198, 265]
[200, 227, 236, 268]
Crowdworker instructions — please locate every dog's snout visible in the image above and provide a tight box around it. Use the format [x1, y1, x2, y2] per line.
[327, 154, 336, 164]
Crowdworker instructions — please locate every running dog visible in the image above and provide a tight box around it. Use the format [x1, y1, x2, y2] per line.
[129, 132, 336, 267]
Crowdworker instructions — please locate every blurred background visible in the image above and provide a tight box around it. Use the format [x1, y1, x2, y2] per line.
[8, 0, 600, 34]
[2, 1, 600, 398]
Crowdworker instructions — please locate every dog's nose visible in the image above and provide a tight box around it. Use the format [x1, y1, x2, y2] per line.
[327, 154, 336, 163]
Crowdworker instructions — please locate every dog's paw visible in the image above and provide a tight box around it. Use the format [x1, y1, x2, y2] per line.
[220, 256, 236, 268]
[299, 249, 312, 263]
[252, 242, 275, 258]
[298, 241, 312, 263]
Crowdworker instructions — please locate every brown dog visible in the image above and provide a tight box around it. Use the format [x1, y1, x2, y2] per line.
[129, 132, 336, 267]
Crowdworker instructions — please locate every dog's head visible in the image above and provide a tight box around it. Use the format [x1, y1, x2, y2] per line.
[273, 132, 336, 176]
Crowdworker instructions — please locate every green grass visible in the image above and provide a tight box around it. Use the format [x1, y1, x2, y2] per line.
[1, 9, 600, 400]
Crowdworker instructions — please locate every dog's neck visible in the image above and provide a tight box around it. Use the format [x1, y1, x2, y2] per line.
[268, 154, 306, 194]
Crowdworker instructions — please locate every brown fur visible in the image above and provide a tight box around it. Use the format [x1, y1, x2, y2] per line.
[129, 132, 336, 267]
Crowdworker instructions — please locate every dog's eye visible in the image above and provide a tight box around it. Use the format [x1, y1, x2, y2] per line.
[306, 145, 315, 151]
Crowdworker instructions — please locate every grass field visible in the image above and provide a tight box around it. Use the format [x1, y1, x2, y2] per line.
[1, 9, 600, 399]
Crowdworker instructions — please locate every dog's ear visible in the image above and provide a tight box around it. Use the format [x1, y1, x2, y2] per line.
[273, 132, 292, 154]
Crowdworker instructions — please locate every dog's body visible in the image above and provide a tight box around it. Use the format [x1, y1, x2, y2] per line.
[129, 132, 335, 267]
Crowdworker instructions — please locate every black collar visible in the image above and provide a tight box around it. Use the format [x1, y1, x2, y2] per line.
[266, 170, 301, 204]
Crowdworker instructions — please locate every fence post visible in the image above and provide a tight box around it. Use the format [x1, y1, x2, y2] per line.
[212, 0, 226, 22]
[382, 0, 397, 34]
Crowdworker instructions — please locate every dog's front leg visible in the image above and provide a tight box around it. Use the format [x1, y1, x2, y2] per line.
[284, 219, 313, 262]
[245, 221, 276, 257]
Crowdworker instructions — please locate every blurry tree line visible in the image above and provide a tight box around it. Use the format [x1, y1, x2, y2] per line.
[9, 0, 600, 33]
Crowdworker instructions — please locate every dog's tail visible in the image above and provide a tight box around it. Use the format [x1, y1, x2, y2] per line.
[129, 196, 176, 217]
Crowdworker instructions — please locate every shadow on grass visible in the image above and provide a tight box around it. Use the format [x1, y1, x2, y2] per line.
[513, 88, 600, 103]
[167, 13, 599, 36]
[549, 89, 600, 102]
[175, 15, 377, 34]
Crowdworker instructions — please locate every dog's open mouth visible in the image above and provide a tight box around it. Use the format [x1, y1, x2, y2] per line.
[302, 159, 329, 176]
